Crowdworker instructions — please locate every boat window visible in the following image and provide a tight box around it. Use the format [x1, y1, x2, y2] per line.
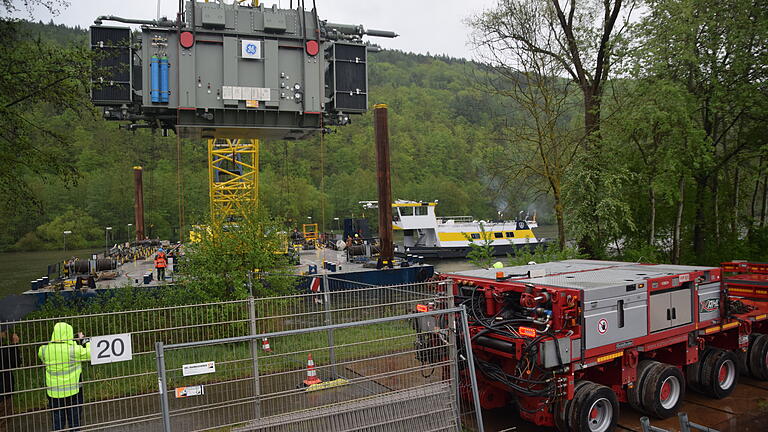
[494, 232, 503, 239]
[470, 233, 480, 240]
[505, 232, 515, 238]
[415, 206, 428, 216]
[400, 207, 414, 216]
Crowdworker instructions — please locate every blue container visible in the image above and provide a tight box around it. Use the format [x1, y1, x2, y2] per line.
[143, 273, 152, 284]
[329, 262, 337, 272]
[150, 55, 160, 103]
[308, 264, 317, 275]
[42, 276, 49, 285]
[159, 56, 169, 103]
[30, 280, 38, 290]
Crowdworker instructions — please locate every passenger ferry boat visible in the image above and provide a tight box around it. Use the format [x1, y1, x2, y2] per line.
[391, 201, 546, 258]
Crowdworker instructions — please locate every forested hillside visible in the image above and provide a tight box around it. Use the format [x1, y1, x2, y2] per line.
[0, 21, 517, 251]
[3, 1, 768, 270]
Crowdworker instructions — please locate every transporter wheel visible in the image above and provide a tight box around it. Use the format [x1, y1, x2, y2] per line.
[568, 382, 618, 432]
[641, 363, 685, 419]
[686, 347, 716, 394]
[627, 360, 659, 413]
[747, 334, 768, 380]
[555, 381, 592, 432]
[701, 349, 739, 398]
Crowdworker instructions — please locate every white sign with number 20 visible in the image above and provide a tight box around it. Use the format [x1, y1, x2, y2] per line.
[90, 333, 133, 365]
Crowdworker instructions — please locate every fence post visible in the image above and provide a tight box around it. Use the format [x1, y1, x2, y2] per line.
[322, 272, 337, 378]
[459, 305, 485, 432]
[447, 291, 461, 429]
[247, 272, 262, 420]
[155, 341, 172, 432]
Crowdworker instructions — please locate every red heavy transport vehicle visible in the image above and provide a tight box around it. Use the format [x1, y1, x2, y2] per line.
[430, 259, 768, 432]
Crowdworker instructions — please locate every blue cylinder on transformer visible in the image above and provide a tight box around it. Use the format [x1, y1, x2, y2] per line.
[160, 56, 169, 103]
[150, 55, 160, 103]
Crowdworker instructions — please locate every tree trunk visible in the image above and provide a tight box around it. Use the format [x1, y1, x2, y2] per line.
[553, 188, 566, 249]
[649, 186, 656, 246]
[673, 177, 685, 264]
[692, 175, 708, 258]
[761, 174, 768, 228]
[713, 175, 720, 245]
[732, 167, 739, 235]
[583, 89, 602, 147]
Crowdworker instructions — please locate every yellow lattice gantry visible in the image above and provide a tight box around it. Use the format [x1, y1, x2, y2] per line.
[207, 138, 259, 221]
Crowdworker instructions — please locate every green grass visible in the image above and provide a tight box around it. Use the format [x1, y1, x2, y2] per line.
[12, 320, 417, 413]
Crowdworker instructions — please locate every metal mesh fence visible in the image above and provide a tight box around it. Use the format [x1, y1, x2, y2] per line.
[0, 277, 454, 431]
[155, 307, 482, 432]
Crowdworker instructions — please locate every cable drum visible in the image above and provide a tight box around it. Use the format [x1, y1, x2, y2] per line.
[95, 258, 117, 271]
[70, 260, 90, 274]
[347, 244, 381, 256]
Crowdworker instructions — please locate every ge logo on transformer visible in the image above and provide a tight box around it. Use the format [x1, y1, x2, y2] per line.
[241, 40, 261, 59]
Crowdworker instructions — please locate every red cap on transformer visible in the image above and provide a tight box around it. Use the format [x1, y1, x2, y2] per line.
[305, 40, 319, 56]
[180, 31, 194, 49]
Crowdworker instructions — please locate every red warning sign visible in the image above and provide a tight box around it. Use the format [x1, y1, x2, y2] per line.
[597, 319, 608, 334]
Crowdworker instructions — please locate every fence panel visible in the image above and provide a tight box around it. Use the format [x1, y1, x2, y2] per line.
[0, 278, 454, 431]
[156, 307, 482, 432]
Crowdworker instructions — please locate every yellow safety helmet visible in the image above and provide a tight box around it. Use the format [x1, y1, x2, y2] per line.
[492, 261, 504, 269]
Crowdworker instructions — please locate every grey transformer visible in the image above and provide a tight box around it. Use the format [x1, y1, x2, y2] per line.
[90, 1, 397, 140]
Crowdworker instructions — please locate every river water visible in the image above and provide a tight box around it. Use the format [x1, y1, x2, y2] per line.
[0, 248, 101, 298]
[0, 226, 560, 298]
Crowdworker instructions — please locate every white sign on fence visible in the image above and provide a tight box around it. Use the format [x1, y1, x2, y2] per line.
[90, 333, 133, 365]
[182, 361, 216, 376]
[175, 385, 205, 398]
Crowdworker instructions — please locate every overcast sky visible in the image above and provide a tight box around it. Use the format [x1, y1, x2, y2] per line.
[18, 0, 498, 60]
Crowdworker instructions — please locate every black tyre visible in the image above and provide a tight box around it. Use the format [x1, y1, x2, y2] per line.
[641, 362, 685, 419]
[568, 382, 619, 432]
[555, 381, 592, 432]
[686, 347, 716, 394]
[747, 333, 768, 380]
[700, 349, 739, 399]
[627, 360, 658, 412]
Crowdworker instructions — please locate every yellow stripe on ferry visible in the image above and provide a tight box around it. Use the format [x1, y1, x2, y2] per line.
[438, 230, 536, 242]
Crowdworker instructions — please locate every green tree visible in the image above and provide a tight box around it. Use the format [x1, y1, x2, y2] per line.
[0, 2, 92, 211]
[180, 212, 294, 299]
[469, 0, 639, 256]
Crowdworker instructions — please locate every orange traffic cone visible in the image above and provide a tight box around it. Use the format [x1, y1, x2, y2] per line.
[261, 338, 272, 352]
[303, 353, 322, 386]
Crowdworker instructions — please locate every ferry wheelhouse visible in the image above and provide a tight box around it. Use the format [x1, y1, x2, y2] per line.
[392, 201, 546, 258]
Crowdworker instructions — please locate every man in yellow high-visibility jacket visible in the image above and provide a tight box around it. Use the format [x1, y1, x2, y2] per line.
[38, 322, 90, 431]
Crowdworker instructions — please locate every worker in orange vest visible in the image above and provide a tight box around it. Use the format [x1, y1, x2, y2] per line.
[154, 248, 168, 281]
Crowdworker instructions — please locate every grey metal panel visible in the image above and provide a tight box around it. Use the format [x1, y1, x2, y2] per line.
[223, 36, 238, 90]
[670, 288, 692, 327]
[177, 38, 196, 107]
[201, 8, 226, 27]
[559, 259, 634, 266]
[650, 292, 671, 332]
[571, 338, 581, 361]
[583, 294, 647, 350]
[264, 40, 279, 108]
[195, 41, 223, 108]
[222, 40, 238, 106]
[540, 337, 571, 368]
[304, 53, 322, 112]
[451, 261, 620, 280]
[264, 12, 287, 32]
[698, 282, 722, 321]
[517, 268, 660, 302]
